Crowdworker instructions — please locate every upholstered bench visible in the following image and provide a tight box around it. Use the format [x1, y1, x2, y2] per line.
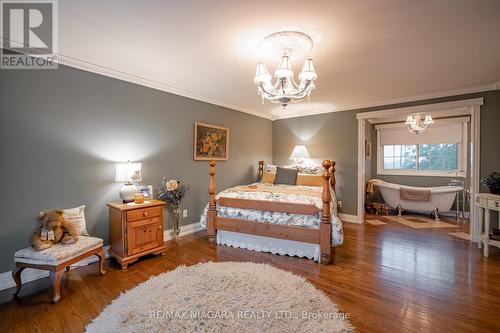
[13, 236, 106, 303]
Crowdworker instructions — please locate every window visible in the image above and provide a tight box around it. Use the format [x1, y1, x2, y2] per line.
[382, 143, 458, 172]
[376, 119, 467, 176]
[418, 144, 458, 171]
[383, 145, 416, 170]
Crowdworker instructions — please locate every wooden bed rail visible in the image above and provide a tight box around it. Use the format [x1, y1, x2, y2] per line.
[207, 159, 334, 264]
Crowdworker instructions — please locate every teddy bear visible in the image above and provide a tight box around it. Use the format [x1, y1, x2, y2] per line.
[30, 209, 79, 251]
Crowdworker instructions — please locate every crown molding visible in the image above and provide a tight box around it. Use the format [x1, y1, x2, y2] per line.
[274, 82, 498, 120]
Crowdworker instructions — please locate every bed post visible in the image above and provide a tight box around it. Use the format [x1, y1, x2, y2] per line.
[208, 161, 217, 243]
[258, 160, 265, 181]
[330, 161, 336, 192]
[320, 160, 332, 264]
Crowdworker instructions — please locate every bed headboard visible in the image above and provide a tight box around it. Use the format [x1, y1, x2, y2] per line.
[257, 160, 336, 192]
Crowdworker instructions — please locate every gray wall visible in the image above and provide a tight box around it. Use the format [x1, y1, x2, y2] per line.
[273, 90, 500, 215]
[273, 110, 359, 214]
[0, 65, 272, 272]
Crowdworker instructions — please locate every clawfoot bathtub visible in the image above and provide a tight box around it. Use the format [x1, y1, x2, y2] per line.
[376, 181, 462, 221]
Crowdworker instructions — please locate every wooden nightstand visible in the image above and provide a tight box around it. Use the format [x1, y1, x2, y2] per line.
[107, 200, 167, 269]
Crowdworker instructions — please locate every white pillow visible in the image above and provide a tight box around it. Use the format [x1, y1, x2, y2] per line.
[295, 164, 324, 175]
[63, 205, 89, 236]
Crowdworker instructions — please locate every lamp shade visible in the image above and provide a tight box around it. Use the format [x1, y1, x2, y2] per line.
[299, 59, 317, 81]
[424, 114, 434, 125]
[405, 115, 414, 125]
[275, 55, 293, 79]
[115, 162, 142, 182]
[290, 145, 310, 159]
[254, 62, 272, 84]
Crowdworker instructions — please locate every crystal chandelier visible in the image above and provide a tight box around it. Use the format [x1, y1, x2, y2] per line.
[405, 114, 434, 134]
[253, 31, 318, 109]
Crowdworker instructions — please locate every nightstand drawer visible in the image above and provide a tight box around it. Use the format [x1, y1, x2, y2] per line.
[127, 206, 162, 222]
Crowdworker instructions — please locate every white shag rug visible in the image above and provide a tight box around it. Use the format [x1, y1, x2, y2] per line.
[87, 262, 353, 333]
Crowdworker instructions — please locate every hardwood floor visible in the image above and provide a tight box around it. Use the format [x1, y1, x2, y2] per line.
[1, 216, 499, 332]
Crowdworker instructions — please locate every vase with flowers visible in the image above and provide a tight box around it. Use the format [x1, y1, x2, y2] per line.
[156, 178, 187, 238]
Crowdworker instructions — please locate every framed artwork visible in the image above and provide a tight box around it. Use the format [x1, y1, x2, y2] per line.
[365, 140, 372, 161]
[138, 185, 153, 199]
[194, 122, 230, 161]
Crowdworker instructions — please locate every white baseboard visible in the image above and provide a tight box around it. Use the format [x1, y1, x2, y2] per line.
[163, 221, 206, 241]
[0, 268, 49, 292]
[0, 246, 110, 291]
[338, 213, 361, 224]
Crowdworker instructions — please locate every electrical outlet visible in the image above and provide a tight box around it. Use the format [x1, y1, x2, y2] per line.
[337, 201, 342, 208]
[183, 210, 188, 218]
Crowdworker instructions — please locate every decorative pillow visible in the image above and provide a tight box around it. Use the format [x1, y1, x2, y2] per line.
[260, 170, 276, 184]
[296, 174, 323, 186]
[62, 205, 89, 236]
[274, 167, 298, 185]
[295, 164, 324, 175]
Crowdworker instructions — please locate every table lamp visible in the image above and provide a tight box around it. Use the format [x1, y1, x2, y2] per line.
[115, 161, 142, 203]
[290, 145, 310, 165]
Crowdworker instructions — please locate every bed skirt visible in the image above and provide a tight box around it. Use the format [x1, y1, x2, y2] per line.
[216, 230, 321, 262]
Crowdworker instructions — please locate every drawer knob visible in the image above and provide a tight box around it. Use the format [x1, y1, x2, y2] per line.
[143, 211, 148, 217]
[158, 225, 162, 229]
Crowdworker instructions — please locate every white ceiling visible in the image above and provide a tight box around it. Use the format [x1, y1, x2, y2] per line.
[55, 0, 500, 119]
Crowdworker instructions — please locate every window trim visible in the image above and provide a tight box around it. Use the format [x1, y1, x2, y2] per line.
[376, 121, 468, 177]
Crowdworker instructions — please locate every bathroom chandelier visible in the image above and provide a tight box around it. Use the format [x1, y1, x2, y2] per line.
[405, 114, 434, 134]
[253, 31, 318, 109]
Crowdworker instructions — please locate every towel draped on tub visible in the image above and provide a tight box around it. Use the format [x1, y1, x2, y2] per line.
[399, 186, 431, 201]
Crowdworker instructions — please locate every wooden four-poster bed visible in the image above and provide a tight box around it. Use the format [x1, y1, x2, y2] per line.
[206, 160, 338, 264]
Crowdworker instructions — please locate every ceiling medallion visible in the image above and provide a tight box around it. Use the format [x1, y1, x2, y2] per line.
[253, 31, 317, 109]
[405, 114, 434, 134]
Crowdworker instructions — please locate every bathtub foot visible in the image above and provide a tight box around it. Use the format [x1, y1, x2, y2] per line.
[397, 204, 403, 217]
[432, 207, 440, 223]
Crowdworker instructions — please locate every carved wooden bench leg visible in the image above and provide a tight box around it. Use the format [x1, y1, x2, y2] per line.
[51, 269, 65, 304]
[96, 249, 106, 275]
[12, 266, 25, 296]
